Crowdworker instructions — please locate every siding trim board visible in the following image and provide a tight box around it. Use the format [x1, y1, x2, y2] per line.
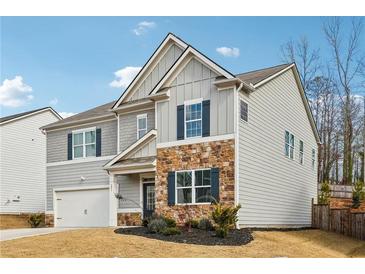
[47, 155, 116, 167]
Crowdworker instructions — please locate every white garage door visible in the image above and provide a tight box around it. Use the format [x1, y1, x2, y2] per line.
[55, 187, 109, 227]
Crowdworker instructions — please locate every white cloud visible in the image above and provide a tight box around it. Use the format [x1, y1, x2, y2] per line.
[109, 66, 141, 89]
[59, 112, 77, 118]
[0, 76, 34, 107]
[216, 47, 240, 57]
[49, 98, 58, 106]
[133, 21, 156, 36]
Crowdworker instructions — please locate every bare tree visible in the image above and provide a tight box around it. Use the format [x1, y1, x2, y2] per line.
[280, 36, 320, 94]
[323, 17, 365, 185]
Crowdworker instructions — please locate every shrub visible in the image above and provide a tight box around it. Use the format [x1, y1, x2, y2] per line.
[147, 218, 167, 233]
[161, 227, 181, 236]
[318, 181, 331, 205]
[163, 217, 176, 228]
[28, 213, 43, 228]
[352, 180, 365, 208]
[185, 219, 199, 229]
[198, 218, 213, 231]
[142, 218, 149, 227]
[211, 203, 241, 238]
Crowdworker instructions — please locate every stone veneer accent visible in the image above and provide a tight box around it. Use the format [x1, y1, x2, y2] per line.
[45, 214, 54, 227]
[155, 139, 235, 224]
[117, 212, 142, 226]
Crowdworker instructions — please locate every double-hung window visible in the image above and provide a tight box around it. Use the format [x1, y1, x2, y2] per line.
[72, 128, 96, 159]
[312, 148, 316, 169]
[137, 114, 147, 139]
[185, 100, 202, 138]
[176, 169, 211, 204]
[299, 140, 304, 165]
[285, 130, 295, 159]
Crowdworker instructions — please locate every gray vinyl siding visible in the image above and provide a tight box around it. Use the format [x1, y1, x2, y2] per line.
[47, 119, 117, 163]
[46, 160, 110, 211]
[156, 58, 234, 143]
[130, 44, 183, 101]
[117, 174, 141, 209]
[238, 69, 318, 227]
[118, 109, 155, 152]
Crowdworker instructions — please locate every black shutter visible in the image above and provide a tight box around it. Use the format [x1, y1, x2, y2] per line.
[202, 100, 210, 137]
[67, 133, 72, 160]
[177, 105, 184, 140]
[211, 168, 220, 202]
[96, 128, 101, 157]
[167, 171, 176, 206]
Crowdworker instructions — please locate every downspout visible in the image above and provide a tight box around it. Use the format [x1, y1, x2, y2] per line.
[234, 82, 244, 229]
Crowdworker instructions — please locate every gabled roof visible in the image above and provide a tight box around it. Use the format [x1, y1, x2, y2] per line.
[104, 129, 157, 169]
[41, 101, 116, 130]
[0, 107, 61, 125]
[149, 46, 235, 95]
[112, 33, 188, 109]
[236, 63, 291, 86]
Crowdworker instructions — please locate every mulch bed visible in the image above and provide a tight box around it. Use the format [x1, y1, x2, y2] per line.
[114, 227, 253, 246]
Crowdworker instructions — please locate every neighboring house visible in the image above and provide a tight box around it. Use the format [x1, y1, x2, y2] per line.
[0, 107, 62, 220]
[41, 33, 320, 228]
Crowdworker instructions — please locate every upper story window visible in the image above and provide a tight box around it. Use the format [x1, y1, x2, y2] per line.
[72, 128, 96, 159]
[176, 169, 211, 204]
[137, 114, 147, 139]
[185, 99, 202, 139]
[240, 99, 248, 122]
[299, 140, 304, 165]
[285, 130, 295, 159]
[312, 148, 316, 169]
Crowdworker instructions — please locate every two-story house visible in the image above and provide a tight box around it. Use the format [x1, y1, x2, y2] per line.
[1, 107, 61, 227]
[42, 33, 320, 228]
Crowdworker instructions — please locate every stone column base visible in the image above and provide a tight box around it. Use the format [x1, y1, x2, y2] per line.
[45, 214, 54, 227]
[117, 212, 142, 226]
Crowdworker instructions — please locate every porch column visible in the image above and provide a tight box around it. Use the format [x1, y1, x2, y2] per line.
[109, 173, 118, 226]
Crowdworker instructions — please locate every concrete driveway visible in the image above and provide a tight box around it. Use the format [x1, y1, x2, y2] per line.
[0, 227, 78, 241]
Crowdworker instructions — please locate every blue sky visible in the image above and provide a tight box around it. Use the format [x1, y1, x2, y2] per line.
[0, 17, 362, 117]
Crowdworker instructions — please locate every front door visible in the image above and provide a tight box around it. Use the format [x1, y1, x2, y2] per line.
[143, 183, 155, 218]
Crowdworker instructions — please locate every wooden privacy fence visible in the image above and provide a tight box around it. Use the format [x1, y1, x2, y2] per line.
[312, 201, 365, 241]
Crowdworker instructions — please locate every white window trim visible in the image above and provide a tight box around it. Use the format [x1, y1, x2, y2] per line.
[175, 168, 211, 205]
[299, 140, 304, 165]
[285, 130, 295, 160]
[239, 99, 248, 122]
[72, 127, 96, 160]
[136, 113, 148, 139]
[184, 98, 203, 140]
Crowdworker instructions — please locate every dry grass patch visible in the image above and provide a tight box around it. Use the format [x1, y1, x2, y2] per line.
[0, 228, 364, 258]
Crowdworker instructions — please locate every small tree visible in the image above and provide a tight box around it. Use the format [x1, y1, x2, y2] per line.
[318, 180, 331, 204]
[352, 180, 365, 208]
[28, 213, 43, 228]
[211, 203, 241, 238]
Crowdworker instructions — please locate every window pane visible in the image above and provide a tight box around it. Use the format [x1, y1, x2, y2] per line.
[74, 146, 83, 158]
[285, 131, 289, 143]
[86, 144, 96, 157]
[203, 170, 211, 185]
[176, 171, 192, 187]
[85, 131, 95, 144]
[240, 101, 248, 121]
[290, 147, 294, 159]
[290, 134, 294, 146]
[177, 188, 192, 204]
[186, 120, 202, 138]
[195, 170, 202, 186]
[195, 187, 212, 203]
[138, 129, 147, 139]
[285, 144, 289, 157]
[186, 103, 202, 121]
[138, 117, 146, 129]
[299, 140, 303, 152]
[73, 133, 83, 145]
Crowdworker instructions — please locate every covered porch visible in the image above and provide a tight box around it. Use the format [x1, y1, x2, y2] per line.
[104, 130, 157, 226]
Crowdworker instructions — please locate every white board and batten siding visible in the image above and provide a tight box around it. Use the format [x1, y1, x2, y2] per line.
[0, 110, 60, 214]
[238, 69, 318, 227]
[156, 58, 235, 143]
